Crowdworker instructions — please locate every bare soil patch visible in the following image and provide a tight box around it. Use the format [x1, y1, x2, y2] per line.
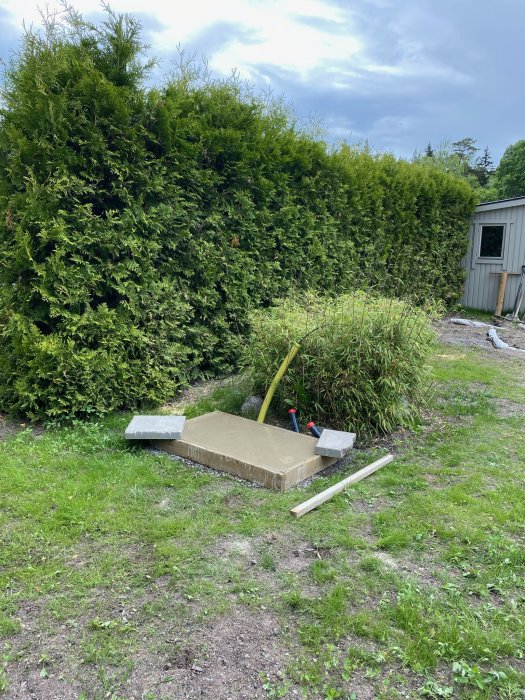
[6, 567, 287, 699]
[278, 542, 334, 575]
[493, 397, 525, 417]
[435, 318, 494, 351]
[5, 597, 84, 700]
[0, 415, 43, 442]
[162, 376, 235, 414]
[126, 607, 298, 700]
[214, 534, 256, 560]
[436, 316, 525, 355]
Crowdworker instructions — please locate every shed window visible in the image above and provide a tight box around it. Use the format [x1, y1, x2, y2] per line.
[479, 225, 504, 258]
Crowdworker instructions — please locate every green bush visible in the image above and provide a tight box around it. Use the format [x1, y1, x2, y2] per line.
[0, 12, 191, 419]
[0, 8, 475, 420]
[244, 293, 437, 438]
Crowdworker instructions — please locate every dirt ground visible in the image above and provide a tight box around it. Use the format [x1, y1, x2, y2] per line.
[0, 415, 44, 442]
[435, 315, 525, 353]
[6, 599, 300, 700]
[4, 529, 403, 700]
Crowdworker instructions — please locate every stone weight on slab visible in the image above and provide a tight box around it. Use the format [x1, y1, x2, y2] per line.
[125, 415, 186, 440]
[240, 395, 263, 418]
[314, 428, 356, 458]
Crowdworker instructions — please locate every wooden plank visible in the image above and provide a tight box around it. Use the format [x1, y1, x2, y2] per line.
[495, 271, 508, 316]
[290, 454, 394, 518]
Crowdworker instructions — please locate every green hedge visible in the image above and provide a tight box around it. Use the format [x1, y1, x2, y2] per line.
[0, 10, 476, 419]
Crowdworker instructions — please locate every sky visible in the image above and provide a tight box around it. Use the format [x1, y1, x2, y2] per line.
[0, 0, 524, 164]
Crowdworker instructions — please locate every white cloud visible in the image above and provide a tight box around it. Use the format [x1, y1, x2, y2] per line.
[0, 0, 469, 91]
[364, 60, 471, 84]
[1, 0, 361, 81]
[201, 2, 361, 81]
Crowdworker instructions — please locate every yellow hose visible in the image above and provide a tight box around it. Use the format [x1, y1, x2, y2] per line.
[257, 342, 300, 423]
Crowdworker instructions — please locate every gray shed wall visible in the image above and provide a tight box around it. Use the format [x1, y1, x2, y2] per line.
[462, 203, 525, 311]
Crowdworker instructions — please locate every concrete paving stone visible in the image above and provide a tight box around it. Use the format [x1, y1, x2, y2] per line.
[125, 415, 186, 440]
[314, 428, 356, 458]
[152, 411, 337, 491]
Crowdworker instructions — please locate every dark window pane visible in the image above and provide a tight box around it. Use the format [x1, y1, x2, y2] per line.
[480, 225, 504, 257]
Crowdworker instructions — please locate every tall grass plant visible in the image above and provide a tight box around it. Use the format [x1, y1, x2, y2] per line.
[244, 293, 437, 438]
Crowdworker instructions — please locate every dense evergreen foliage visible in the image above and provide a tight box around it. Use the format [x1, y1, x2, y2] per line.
[0, 10, 476, 419]
[0, 13, 191, 419]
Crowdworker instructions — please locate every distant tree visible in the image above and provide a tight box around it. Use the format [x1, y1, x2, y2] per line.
[449, 138, 497, 189]
[472, 147, 494, 187]
[494, 140, 525, 198]
[413, 138, 499, 198]
[413, 141, 475, 182]
[478, 146, 494, 172]
[452, 137, 479, 163]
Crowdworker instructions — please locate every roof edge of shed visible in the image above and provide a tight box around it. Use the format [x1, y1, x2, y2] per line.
[476, 195, 525, 212]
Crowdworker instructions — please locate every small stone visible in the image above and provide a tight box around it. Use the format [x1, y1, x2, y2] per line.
[124, 415, 186, 440]
[240, 396, 263, 419]
[315, 428, 356, 458]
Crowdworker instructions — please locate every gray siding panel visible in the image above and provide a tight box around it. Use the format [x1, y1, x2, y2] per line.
[462, 204, 525, 311]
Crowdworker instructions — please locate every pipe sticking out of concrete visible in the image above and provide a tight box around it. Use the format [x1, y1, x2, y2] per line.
[288, 408, 300, 433]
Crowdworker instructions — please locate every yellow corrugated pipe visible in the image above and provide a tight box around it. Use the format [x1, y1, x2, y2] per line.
[257, 341, 300, 423]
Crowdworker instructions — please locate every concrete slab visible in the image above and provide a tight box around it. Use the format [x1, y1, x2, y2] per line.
[152, 411, 337, 491]
[125, 415, 186, 440]
[315, 429, 356, 458]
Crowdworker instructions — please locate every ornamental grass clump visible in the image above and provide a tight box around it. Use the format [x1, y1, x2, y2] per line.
[244, 293, 437, 439]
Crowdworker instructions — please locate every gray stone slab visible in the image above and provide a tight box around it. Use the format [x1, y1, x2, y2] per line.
[315, 428, 356, 458]
[125, 415, 186, 440]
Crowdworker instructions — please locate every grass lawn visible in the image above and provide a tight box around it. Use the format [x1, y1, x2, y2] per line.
[1, 344, 525, 699]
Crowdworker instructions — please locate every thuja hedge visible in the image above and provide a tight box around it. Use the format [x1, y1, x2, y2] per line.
[0, 10, 476, 419]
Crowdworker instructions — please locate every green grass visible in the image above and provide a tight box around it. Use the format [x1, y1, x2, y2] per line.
[1, 347, 525, 698]
[453, 306, 496, 322]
